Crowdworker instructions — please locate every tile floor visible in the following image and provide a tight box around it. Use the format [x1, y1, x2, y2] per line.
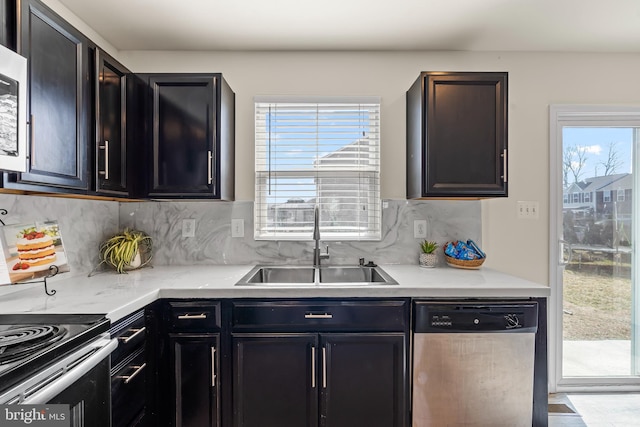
[549, 393, 640, 426]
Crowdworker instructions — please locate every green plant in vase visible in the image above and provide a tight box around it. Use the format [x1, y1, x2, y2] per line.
[95, 229, 153, 274]
[419, 240, 438, 268]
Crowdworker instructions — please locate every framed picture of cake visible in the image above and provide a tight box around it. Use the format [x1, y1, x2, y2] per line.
[0, 220, 69, 285]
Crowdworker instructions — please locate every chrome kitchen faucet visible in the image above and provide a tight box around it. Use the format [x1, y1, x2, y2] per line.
[313, 206, 330, 267]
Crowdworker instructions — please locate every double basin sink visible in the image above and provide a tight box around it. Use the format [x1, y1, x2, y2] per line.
[236, 265, 397, 286]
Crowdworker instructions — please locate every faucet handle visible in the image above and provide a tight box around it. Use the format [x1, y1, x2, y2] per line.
[320, 245, 330, 260]
[359, 258, 365, 266]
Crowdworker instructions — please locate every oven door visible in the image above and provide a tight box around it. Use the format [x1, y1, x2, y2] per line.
[0, 334, 117, 427]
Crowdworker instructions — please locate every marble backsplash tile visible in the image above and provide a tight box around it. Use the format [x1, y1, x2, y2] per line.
[119, 200, 481, 266]
[0, 194, 119, 274]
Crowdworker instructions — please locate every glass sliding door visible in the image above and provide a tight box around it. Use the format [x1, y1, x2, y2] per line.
[551, 106, 640, 390]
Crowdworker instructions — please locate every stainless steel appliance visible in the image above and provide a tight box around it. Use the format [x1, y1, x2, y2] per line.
[412, 301, 538, 427]
[0, 314, 117, 426]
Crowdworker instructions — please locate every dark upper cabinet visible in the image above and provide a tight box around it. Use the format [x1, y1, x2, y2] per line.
[5, 0, 90, 192]
[95, 49, 131, 196]
[406, 71, 508, 198]
[1, 0, 16, 50]
[137, 73, 235, 200]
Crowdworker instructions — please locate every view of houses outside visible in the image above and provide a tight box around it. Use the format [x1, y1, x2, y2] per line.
[562, 127, 635, 377]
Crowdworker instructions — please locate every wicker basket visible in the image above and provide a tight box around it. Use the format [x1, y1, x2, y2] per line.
[443, 243, 486, 269]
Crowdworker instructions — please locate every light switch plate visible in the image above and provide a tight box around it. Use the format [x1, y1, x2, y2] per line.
[232, 219, 244, 238]
[517, 201, 540, 219]
[182, 219, 196, 237]
[414, 220, 427, 238]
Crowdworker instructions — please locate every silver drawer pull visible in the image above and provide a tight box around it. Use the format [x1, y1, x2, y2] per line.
[311, 346, 316, 388]
[117, 363, 146, 384]
[322, 347, 327, 388]
[304, 313, 333, 319]
[118, 327, 146, 344]
[177, 313, 207, 320]
[211, 347, 217, 387]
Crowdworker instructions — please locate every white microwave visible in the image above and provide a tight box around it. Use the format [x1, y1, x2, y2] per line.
[0, 44, 27, 173]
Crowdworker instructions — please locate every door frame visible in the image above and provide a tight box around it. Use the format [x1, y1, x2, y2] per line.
[549, 104, 640, 392]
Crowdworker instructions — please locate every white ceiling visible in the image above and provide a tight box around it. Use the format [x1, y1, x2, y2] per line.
[57, 0, 640, 52]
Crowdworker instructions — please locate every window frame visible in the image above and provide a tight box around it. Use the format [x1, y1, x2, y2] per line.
[253, 96, 382, 241]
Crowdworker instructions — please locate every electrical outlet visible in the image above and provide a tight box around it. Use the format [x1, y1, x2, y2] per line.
[414, 219, 427, 238]
[182, 219, 196, 237]
[517, 201, 540, 219]
[231, 219, 244, 238]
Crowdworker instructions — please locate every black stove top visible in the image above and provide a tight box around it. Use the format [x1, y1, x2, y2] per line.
[0, 313, 110, 392]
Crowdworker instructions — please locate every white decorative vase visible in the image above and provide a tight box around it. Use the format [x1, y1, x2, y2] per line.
[419, 253, 437, 268]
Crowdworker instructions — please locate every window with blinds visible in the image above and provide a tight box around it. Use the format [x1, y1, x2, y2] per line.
[254, 97, 381, 241]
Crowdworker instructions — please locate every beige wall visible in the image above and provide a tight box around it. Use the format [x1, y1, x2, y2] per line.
[111, 50, 640, 285]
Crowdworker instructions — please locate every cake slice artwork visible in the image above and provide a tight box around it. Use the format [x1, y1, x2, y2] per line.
[0, 220, 70, 285]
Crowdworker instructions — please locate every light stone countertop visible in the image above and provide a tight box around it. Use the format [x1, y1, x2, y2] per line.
[0, 265, 549, 322]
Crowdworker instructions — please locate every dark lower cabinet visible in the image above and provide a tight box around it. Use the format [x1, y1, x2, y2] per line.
[232, 332, 406, 427]
[321, 333, 405, 427]
[232, 334, 318, 427]
[110, 309, 148, 427]
[231, 299, 410, 427]
[170, 334, 220, 427]
[6, 0, 90, 192]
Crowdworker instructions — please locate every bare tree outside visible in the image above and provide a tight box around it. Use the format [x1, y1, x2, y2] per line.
[600, 141, 623, 176]
[563, 145, 589, 186]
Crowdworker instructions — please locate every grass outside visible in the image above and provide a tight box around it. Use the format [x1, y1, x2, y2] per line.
[563, 264, 631, 340]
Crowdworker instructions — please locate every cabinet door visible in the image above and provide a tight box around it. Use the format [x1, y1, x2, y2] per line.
[12, 0, 89, 191]
[320, 333, 407, 427]
[0, 0, 15, 50]
[407, 72, 507, 198]
[96, 49, 129, 195]
[170, 334, 220, 427]
[148, 75, 218, 198]
[425, 72, 507, 197]
[232, 333, 318, 427]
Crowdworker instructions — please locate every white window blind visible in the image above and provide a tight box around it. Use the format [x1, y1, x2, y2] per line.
[254, 98, 381, 241]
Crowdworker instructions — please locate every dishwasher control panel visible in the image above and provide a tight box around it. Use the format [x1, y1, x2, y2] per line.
[413, 301, 538, 333]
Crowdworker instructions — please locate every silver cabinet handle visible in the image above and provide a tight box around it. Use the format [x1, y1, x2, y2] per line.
[177, 313, 207, 320]
[30, 115, 35, 166]
[207, 150, 213, 184]
[99, 140, 110, 179]
[304, 313, 333, 319]
[322, 347, 327, 389]
[311, 346, 316, 388]
[117, 363, 146, 385]
[118, 327, 146, 344]
[501, 149, 508, 183]
[211, 347, 216, 387]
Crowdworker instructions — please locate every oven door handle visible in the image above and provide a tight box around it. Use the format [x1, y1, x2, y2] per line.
[22, 338, 118, 404]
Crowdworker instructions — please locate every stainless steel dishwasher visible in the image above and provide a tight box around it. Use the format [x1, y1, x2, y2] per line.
[412, 301, 538, 427]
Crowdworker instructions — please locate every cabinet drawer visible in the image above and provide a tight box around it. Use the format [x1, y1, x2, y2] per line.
[168, 301, 221, 331]
[232, 299, 409, 332]
[111, 349, 146, 427]
[110, 310, 146, 366]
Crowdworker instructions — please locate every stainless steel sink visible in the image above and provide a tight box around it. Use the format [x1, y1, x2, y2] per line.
[241, 266, 316, 284]
[235, 265, 397, 286]
[318, 266, 396, 284]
